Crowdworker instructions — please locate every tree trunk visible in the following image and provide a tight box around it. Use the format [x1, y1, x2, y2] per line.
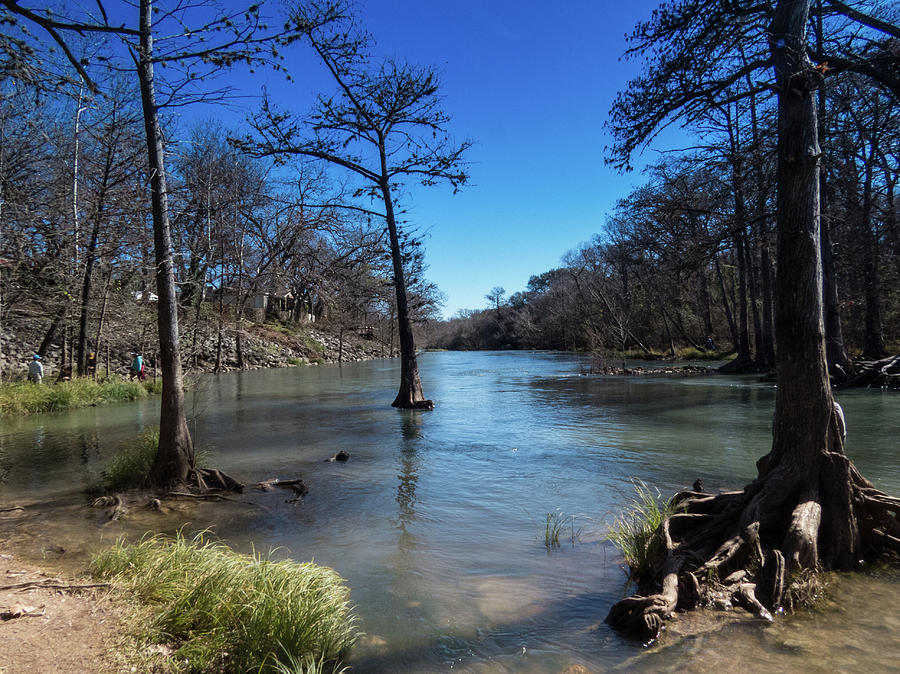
[860, 142, 885, 360]
[93, 267, 112, 378]
[379, 171, 431, 409]
[38, 306, 66, 358]
[697, 269, 714, 339]
[758, 234, 777, 369]
[76, 202, 105, 377]
[605, 0, 897, 641]
[138, 0, 194, 488]
[715, 255, 739, 352]
[814, 2, 852, 380]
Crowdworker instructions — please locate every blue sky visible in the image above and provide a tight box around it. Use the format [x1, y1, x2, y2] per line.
[349, 1, 665, 317]
[181, 0, 669, 317]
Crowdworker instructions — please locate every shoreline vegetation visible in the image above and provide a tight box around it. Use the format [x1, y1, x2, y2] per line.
[0, 376, 162, 417]
[90, 532, 358, 673]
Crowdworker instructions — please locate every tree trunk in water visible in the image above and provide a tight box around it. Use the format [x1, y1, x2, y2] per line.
[379, 175, 432, 410]
[138, 0, 194, 488]
[605, 0, 898, 641]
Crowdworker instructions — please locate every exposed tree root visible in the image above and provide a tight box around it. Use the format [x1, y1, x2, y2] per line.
[605, 458, 899, 641]
[186, 467, 244, 494]
[838, 354, 900, 389]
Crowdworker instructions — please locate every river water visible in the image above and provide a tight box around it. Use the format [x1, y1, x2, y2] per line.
[1, 351, 898, 672]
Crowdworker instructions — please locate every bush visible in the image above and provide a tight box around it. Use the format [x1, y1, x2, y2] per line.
[90, 532, 358, 672]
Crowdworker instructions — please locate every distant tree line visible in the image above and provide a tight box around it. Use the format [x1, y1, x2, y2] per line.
[430, 3, 899, 374]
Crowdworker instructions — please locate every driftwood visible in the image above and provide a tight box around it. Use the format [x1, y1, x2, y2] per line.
[255, 478, 309, 503]
[0, 579, 109, 591]
[840, 354, 900, 389]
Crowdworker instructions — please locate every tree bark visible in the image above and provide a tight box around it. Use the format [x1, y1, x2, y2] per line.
[379, 169, 431, 410]
[606, 0, 897, 641]
[767, 0, 834, 477]
[137, 0, 194, 487]
[860, 140, 885, 360]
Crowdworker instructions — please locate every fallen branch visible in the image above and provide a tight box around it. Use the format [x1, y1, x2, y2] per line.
[0, 579, 109, 591]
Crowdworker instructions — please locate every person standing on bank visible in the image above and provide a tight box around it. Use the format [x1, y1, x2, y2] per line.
[28, 354, 44, 383]
[129, 352, 144, 381]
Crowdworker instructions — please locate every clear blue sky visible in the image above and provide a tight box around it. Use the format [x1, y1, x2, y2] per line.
[350, 1, 666, 317]
[185, 0, 668, 318]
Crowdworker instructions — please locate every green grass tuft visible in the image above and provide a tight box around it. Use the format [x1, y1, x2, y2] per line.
[677, 347, 732, 361]
[543, 510, 582, 549]
[100, 429, 159, 492]
[90, 531, 358, 672]
[0, 376, 155, 417]
[607, 479, 682, 582]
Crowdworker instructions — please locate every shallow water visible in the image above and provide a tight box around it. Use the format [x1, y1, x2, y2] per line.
[1, 351, 897, 672]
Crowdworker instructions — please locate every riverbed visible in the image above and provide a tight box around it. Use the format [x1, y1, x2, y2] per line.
[1, 351, 897, 672]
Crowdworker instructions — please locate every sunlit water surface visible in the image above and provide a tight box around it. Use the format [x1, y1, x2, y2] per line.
[1, 351, 897, 672]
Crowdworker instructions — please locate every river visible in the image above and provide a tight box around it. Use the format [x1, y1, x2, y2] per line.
[1, 351, 898, 672]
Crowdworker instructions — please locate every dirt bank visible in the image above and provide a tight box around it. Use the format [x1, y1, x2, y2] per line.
[1, 309, 390, 382]
[0, 554, 124, 673]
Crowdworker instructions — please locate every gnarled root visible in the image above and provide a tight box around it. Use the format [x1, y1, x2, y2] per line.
[187, 467, 243, 493]
[605, 466, 899, 640]
[605, 557, 682, 641]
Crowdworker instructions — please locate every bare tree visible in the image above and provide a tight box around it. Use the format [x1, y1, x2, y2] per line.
[239, 0, 471, 409]
[2, 0, 294, 488]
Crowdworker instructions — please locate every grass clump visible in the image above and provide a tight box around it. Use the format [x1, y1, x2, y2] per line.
[677, 347, 732, 361]
[607, 479, 682, 582]
[0, 376, 154, 417]
[90, 531, 358, 673]
[543, 510, 582, 549]
[100, 429, 159, 492]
